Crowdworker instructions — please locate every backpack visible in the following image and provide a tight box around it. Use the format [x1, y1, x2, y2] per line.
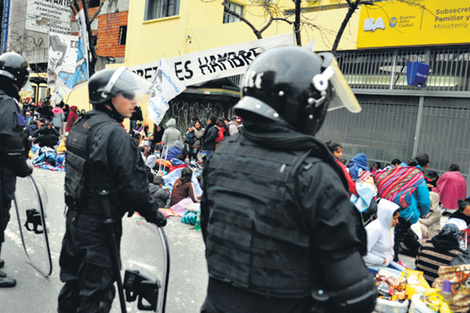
[184, 132, 196, 145]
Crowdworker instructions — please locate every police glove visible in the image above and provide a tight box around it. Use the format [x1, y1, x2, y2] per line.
[5, 148, 33, 177]
[147, 209, 167, 227]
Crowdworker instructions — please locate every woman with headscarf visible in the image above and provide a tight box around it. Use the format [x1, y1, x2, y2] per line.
[415, 222, 465, 285]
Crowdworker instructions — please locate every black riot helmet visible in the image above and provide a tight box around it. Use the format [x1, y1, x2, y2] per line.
[233, 46, 361, 135]
[0, 52, 31, 89]
[88, 67, 151, 106]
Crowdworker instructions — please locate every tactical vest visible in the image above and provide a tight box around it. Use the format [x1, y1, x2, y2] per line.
[64, 111, 115, 210]
[203, 134, 311, 298]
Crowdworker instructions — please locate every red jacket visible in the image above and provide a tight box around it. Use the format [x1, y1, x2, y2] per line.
[65, 106, 78, 132]
[335, 158, 358, 196]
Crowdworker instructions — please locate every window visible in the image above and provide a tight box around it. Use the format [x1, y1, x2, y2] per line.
[223, 1, 243, 23]
[119, 26, 127, 45]
[88, 0, 100, 8]
[145, 0, 180, 20]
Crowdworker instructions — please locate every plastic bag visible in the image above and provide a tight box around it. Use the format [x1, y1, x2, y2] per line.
[432, 264, 470, 313]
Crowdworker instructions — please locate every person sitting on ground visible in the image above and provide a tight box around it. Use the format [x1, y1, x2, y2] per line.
[141, 145, 157, 169]
[375, 153, 431, 262]
[149, 176, 170, 209]
[415, 222, 465, 286]
[325, 141, 358, 197]
[33, 121, 59, 138]
[371, 162, 382, 176]
[363, 199, 400, 267]
[166, 140, 184, 161]
[418, 191, 442, 243]
[347, 153, 370, 181]
[25, 119, 40, 137]
[433, 164, 467, 213]
[170, 167, 198, 207]
[425, 170, 439, 192]
[449, 198, 470, 227]
[33, 122, 59, 148]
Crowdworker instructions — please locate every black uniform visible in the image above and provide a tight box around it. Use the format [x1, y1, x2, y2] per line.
[58, 108, 164, 312]
[0, 88, 32, 245]
[201, 125, 371, 313]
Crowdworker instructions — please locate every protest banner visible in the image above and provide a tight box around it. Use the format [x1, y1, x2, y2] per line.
[48, 32, 78, 90]
[147, 57, 187, 126]
[129, 33, 295, 86]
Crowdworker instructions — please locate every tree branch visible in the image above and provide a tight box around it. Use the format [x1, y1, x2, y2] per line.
[258, 2, 275, 35]
[222, 0, 262, 39]
[331, 0, 360, 54]
[90, 0, 107, 23]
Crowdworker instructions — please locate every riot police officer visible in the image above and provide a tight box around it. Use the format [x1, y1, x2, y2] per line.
[0, 52, 32, 288]
[58, 67, 167, 312]
[200, 46, 377, 313]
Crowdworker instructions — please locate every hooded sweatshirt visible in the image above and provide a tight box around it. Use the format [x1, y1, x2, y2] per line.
[363, 199, 400, 266]
[162, 118, 182, 148]
[347, 153, 369, 180]
[166, 140, 184, 160]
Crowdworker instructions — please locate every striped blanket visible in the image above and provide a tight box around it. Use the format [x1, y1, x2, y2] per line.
[375, 166, 424, 209]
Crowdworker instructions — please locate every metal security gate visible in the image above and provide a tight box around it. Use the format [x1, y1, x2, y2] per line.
[317, 95, 418, 165]
[316, 45, 470, 193]
[416, 97, 470, 185]
[318, 95, 470, 193]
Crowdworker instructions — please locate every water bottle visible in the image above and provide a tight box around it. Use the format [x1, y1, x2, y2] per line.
[195, 211, 201, 231]
[441, 280, 452, 303]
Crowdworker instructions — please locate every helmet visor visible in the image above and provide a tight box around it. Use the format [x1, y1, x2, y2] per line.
[326, 59, 361, 113]
[106, 67, 152, 107]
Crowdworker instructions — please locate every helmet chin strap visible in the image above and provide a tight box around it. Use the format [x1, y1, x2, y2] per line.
[101, 101, 124, 123]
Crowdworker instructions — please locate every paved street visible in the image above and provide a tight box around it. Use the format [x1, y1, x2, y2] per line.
[0, 167, 208, 313]
[0, 165, 451, 312]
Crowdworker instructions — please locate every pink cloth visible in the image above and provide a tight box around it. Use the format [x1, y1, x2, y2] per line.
[432, 171, 467, 210]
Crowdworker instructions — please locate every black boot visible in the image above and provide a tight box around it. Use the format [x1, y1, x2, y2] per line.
[0, 276, 16, 288]
[0, 269, 6, 278]
[0, 243, 4, 268]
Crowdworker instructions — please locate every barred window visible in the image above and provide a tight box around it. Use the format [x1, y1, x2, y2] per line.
[223, 1, 243, 24]
[145, 0, 180, 20]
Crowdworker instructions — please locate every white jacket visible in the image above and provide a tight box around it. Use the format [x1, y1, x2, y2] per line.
[363, 199, 399, 266]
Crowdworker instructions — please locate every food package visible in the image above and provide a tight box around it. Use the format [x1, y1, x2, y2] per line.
[405, 269, 430, 300]
[432, 264, 470, 313]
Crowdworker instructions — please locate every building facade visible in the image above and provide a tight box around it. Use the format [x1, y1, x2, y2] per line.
[116, 0, 470, 189]
[0, 0, 130, 101]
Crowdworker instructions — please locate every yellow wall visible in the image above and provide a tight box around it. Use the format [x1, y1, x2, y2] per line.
[66, 0, 359, 121]
[125, 0, 360, 68]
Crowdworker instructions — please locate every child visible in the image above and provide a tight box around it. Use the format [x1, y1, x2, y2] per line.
[149, 176, 170, 209]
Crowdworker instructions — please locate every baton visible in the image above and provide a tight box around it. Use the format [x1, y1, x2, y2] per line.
[99, 190, 127, 313]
